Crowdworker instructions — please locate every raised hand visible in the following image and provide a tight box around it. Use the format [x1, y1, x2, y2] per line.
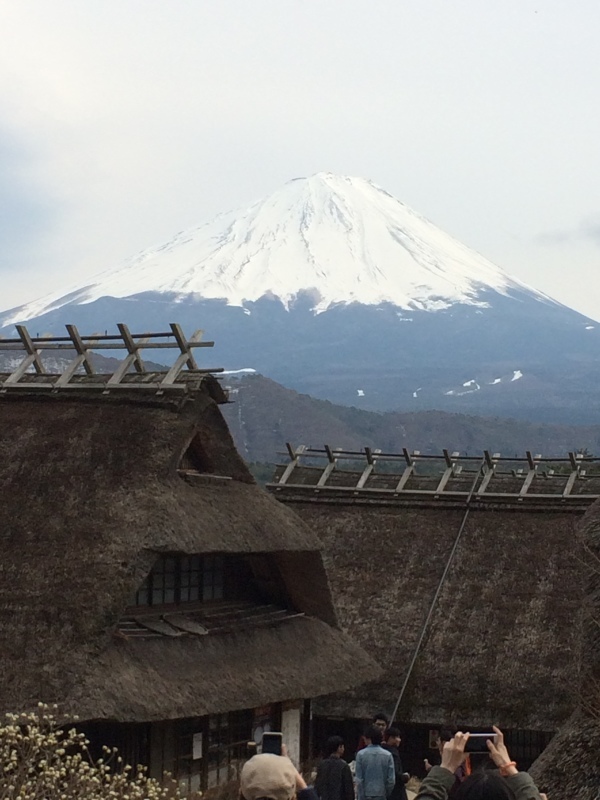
[281, 743, 307, 790]
[440, 732, 470, 774]
[486, 726, 517, 776]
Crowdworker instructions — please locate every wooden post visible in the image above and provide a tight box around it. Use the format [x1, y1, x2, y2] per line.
[519, 451, 540, 497]
[316, 445, 338, 487]
[478, 451, 500, 495]
[435, 449, 460, 494]
[563, 452, 582, 497]
[356, 447, 381, 489]
[278, 444, 306, 485]
[395, 448, 416, 493]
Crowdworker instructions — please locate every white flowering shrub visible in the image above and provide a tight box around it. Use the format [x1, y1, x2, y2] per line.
[0, 703, 189, 799]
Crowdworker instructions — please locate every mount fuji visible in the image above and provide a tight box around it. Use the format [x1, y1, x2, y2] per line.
[2, 173, 599, 422]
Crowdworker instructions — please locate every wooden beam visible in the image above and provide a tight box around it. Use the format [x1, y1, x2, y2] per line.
[278, 444, 306, 485]
[317, 445, 339, 487]
[271, 481, 599, 503]
[54, 354, 87, 387]
[478, 452, 499, 495]
[171, 322, 199, 370]
[66, 324, 95, 376]
[1, 354, 38, 386]
[395, 465, 414, 493]
[356, 448, 381, 489]
[435, 450, 457, 494]
[159, 328, 205, 388]
[15, 325, 46, 375]
[118, 323, 147, 374]
[519, 452, 539, 497]
[563, 453, 581, 497]
[106, 329, 151, 388]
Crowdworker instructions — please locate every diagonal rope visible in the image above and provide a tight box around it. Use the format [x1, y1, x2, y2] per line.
[388, 460, 485, 726]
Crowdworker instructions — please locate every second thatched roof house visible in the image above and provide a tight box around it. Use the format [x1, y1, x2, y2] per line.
[268, 444, 600, 772]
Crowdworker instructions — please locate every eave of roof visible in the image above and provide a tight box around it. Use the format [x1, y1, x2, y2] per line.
[65, 616, 378, 723]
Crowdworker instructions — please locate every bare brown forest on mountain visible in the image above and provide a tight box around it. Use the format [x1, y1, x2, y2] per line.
[222, 375, 600, 465]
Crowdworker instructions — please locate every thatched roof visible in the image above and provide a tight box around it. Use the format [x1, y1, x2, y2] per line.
[0, 383, 375, 719]
[272, 493, 582, 730]
[529, 713, 598, 798]
[69, 617, 372, 722]
[529, 497, 600, 796]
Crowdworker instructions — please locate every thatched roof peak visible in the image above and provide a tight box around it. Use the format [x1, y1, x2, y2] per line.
[0, 322, 227, 402]
[269, 444, 600, 510]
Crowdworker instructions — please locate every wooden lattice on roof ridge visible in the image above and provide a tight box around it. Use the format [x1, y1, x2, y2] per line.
[268, 443, 600, 507]
[0, 322, 223, 394]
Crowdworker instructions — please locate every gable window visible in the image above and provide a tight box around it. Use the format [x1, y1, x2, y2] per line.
[179, 434, 212, 474]
[133, 554, 224, 607]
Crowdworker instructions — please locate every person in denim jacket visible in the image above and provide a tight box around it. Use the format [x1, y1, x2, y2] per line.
[355, 725, 396, 800]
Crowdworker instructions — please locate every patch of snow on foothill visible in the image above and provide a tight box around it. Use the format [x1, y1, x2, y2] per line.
[489, 377, 502, 385]
[511, 370, 523, 381]
[220, 368, 257, 375]
[357, 389, 365, 397]
[445, 379, 481, 396]
[0, 173, 552, 326]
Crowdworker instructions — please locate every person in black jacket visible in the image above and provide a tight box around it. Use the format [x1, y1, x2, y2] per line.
[315, 736, 354, 800]
[382, 728, 408, 800]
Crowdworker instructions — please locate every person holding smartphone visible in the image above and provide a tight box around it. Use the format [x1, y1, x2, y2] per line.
[241, 742, 318, 800]
[415, 727, 547, 800]
[424, 727, 470, 797]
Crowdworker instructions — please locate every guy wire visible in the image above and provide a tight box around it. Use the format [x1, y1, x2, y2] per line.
[388, 459, 485, 726]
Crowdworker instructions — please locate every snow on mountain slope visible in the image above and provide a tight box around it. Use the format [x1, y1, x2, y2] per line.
[1, 173, 552, 327]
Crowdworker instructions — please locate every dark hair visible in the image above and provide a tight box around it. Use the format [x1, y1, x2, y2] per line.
[386, 727, 401, 739]
[365, 725, 383, 745]
[325, 736, 344, 756]
[373, 712, 389, 724]
[454, 773, 517, 800]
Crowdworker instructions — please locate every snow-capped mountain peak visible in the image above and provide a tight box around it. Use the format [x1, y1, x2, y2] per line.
[2, 172, 550, 326]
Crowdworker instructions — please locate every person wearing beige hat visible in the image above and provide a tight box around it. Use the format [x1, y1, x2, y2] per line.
[240, 747, 319, 800]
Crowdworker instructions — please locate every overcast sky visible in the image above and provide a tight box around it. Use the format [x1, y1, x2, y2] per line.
[1, 0, 600, 320]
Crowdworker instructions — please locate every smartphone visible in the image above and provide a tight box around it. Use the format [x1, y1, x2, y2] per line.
[262, 732, 283, 756]
[465, 733, 495, 753]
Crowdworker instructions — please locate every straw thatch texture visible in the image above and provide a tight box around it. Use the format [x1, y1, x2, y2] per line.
[281, 501, 581, 729]
[529, 713, 598, 798]
[529, 498, 600, 796]
[69, 616, 374, 721]
[0, 387, 375, 719]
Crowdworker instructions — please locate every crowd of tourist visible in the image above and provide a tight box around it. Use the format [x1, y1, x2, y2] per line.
[239, 711, 548, 800]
